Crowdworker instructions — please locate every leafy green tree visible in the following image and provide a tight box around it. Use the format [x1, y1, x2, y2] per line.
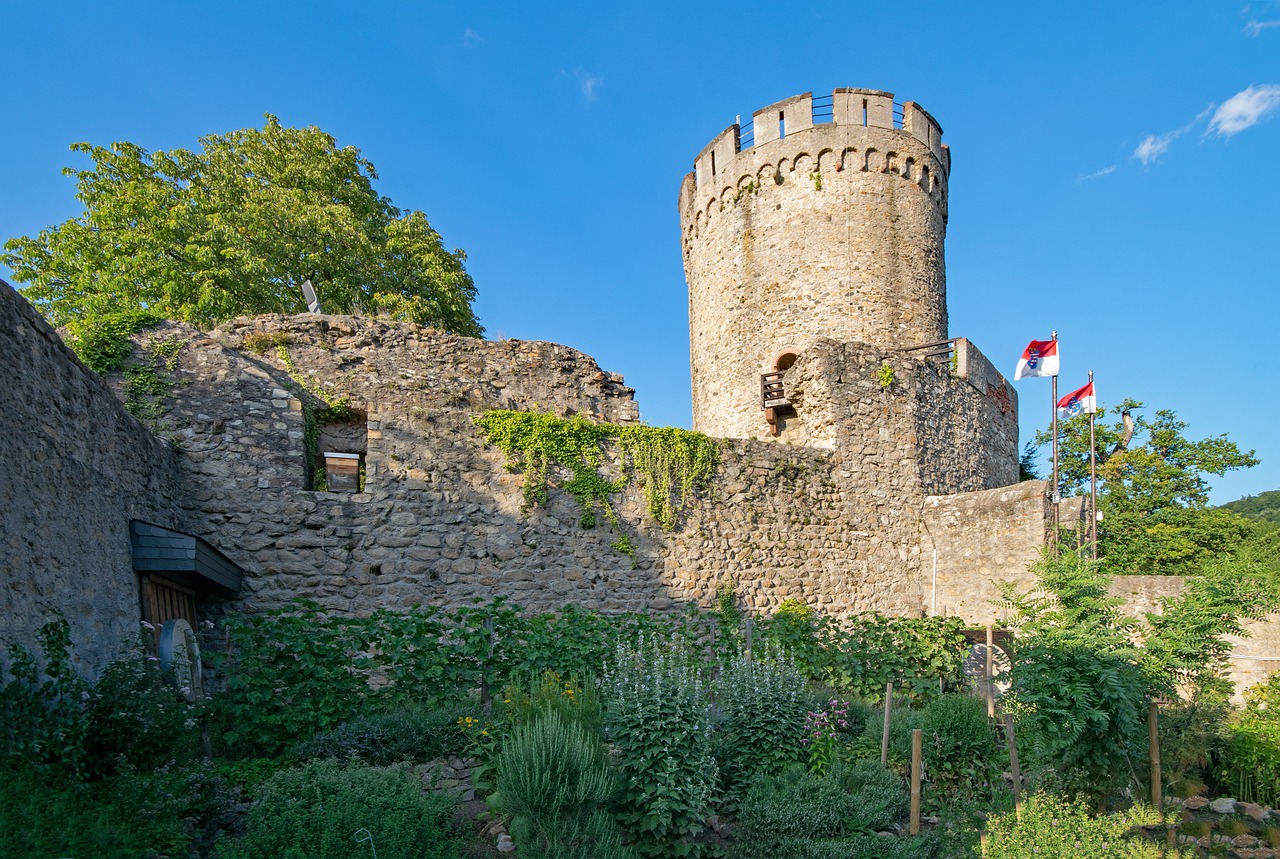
[3, 116, 482, 336]
[1036, 399, 1259, 574]
[1142, 553, 1278, 696]
[1000, 550, 1148, 803]
[1041, 399, 1257, 516]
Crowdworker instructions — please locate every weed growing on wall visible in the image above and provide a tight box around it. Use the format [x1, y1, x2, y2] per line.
[275, 343, 364, 489]
[876, 360, 895, 389]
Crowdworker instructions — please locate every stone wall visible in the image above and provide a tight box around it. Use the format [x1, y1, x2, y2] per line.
[680, 88, 951, 441]
[151, 314, 935, 620]
[0, 283, 185, 678]
[1109, 575, 1280, 701]
[921, 480, 1052, 623]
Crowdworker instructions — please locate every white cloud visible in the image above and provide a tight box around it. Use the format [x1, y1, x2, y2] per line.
[462, 27, 481, 46]
[1244, 18, 1280, 35]
[1134, 129, 1186, 165]
[1208, 84, 1280, 135]
[575, 69, 603, 101]
[1078, 165, 1117, 181]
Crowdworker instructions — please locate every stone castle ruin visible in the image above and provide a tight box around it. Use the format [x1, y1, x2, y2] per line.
[4, 86, 1275, 689]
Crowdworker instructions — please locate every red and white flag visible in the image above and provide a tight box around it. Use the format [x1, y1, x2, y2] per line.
[1014, 339, 1059, 380]
[1056, 381, 1096, 419]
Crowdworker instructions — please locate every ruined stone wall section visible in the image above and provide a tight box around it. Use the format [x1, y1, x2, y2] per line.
[148, 316, 928, 620]
[680, 88, 950, 440]
[1109, 576, 1280, 702]
[0, 284, 185, 678]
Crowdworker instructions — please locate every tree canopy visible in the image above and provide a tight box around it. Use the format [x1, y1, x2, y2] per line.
[1036, 399, 1266, 576]
[2, 116, 483, 337]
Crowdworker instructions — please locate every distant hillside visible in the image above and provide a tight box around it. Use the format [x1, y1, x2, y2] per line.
[1220, 490, 1280, 523]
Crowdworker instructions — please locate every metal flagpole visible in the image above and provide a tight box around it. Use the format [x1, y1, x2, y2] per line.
[1088, 369, 1098, 560]
[1051, 331, 1060, 544]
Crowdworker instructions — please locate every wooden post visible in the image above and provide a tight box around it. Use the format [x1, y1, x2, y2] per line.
[1004, 713, 1022, 811]
[985, 624, 995, 719]
[480, 615, 495, 712]
[910, 728, 923, 835]
[881, 682, 894, 767]
[1149, 701, 1173, 848]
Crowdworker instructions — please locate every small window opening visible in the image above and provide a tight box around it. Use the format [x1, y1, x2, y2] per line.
[862, 99, 868, 127]
[711, 150, 716, 176]
[774, 352, 798, 373]
[779, 111, 785, 140]
[308, 407, 368, 492]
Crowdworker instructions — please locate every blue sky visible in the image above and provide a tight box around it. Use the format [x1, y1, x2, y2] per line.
[3, 1, 1278, 504]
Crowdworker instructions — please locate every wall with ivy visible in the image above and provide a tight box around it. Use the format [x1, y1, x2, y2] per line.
[0, 282, 186, 679]
[112, 313, 1024, 621]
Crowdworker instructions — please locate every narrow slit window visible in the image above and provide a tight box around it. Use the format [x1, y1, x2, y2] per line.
[779, 111, 785, 139]
[862, 99, 868, 126]
[711, 150, 716, 176]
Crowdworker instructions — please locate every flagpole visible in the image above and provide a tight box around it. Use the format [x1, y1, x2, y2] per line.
[1088, 369, 1097, 561]
[1051, 331, 1060, 545]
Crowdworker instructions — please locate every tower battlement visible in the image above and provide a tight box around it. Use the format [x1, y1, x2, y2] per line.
[678, 89, 950, 242]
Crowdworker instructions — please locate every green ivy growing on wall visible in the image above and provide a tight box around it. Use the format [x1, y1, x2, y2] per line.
[472, 410, 721, 535]
[64, 311, 185, 427]
[66, 310, 163, 374]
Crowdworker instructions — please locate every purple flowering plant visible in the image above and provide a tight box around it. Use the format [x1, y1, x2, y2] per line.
[801, 698, 853, 777]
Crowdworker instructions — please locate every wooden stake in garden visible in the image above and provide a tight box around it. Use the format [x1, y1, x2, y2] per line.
[881, 681, 894, 767]
[910, 728, 923, 835]
[1004, 712, 1022, 812]
[985, 624, 995, 719]
[1149, 700, 1175, 848]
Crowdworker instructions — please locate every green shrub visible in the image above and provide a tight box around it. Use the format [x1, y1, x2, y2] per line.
[296, 703, 473, 766]
[208, 601, 377, 756]
[219, 758, 460, 859]
[981, 793, 1174, 859]
[738, 763, 853, 842]
[713, 649, 808, 803]
[84, 653, 201, 776]
[603, 639, 717, 858]
[1218, 674, 1280, 805]
[729, 834, 938, 859]
[737, 760, 907, 848]
[501, 671, 602, 738]
[838, 758, 910, 830]
[1, 614, 89, 778]
[0, 762, 232, 859]
[493, 708, 634, 859]
[758, 609, 967, 704]
[916, 694, 1004, 804]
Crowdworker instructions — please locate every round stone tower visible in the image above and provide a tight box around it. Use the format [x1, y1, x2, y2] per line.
[679, 88, 951, 440]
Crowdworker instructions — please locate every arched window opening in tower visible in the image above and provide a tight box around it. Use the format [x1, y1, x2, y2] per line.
[762, 350, 799, 436]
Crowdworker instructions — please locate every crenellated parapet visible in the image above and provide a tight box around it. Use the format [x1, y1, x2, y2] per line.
[677, 88, 950, 248]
